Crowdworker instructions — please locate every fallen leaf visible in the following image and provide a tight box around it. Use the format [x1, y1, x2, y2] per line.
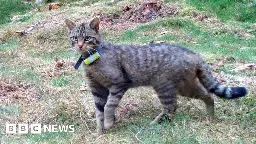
[49, 3, 61, 10]
[231, 63, 256, 72]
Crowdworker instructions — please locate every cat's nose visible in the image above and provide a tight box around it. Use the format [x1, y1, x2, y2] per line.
[78, 45, 83, 49]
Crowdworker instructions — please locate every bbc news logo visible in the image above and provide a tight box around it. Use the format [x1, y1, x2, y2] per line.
[6, 124, 75, 134]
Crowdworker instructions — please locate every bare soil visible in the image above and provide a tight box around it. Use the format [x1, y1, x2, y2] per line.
[98, 1, 179, 24]
[0, 80, 37, 103]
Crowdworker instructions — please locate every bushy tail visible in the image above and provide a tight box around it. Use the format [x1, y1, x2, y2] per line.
[196, 62, 247, 99]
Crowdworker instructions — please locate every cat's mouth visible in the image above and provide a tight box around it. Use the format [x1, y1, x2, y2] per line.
[75, 45, 97, 54]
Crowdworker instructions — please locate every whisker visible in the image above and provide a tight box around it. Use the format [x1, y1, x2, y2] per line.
[88, 47, 95, 51]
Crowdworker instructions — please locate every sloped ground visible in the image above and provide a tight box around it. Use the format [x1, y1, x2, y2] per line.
[0, 0, 255, 143]
[99, 1, 179, 23]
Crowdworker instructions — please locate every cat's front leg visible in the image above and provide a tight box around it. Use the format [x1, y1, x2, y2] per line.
[104, 85, 128, 130]
[90, 83, 109, 135]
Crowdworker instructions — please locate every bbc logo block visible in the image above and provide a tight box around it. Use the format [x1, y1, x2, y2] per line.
[6, 123, 38, 134]
[6, 123, 75, 134]
[18, 124, 29, 134]
[6, 124, 17, 134]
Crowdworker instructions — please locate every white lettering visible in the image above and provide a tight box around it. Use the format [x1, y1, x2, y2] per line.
[6, 124, 16, 134]
[18, 124, 28, 134]
[43, 125, 51, 132]
[59, 125, 68, 132]
[31, 124, 41, 134]
[52, 125, 58, 132]
[68, 125, 75, 132]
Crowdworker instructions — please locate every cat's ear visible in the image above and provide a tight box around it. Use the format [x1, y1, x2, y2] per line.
[89, 17, 100, 33]
[65, 19, 75, 30]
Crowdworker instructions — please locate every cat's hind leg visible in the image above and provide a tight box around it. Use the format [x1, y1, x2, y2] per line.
[180, 79, 215, 117]
[199, 94, 214, 117]
[190, 80, 215, 117]
[151, 81, 178, 125]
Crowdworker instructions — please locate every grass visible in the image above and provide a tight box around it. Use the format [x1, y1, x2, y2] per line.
[0, 0, 32, 24]
[1, 132, 74, 144]
[164, 0, 256, 23]
[0, 40, 18, 51]
[0, 0, 255, 143]
[50, 76, 71, 87]
[112, 114, 201, 144]
[117, 17, 256, 61]
[187, 0, 256, 22]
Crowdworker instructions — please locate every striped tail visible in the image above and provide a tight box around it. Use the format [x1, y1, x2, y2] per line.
[208, 83, 247, 99]
[196, 62, 247, 99]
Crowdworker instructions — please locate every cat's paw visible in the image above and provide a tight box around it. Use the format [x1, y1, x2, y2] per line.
[92, 130, 104, 137]
[104, 119, 114, 130]
[92, 132, 101, 137]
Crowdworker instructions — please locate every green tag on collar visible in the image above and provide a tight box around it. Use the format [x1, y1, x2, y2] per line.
[84, 52, 101, 65]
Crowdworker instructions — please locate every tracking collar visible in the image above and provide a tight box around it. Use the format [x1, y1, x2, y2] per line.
[74, 43, 102, 70]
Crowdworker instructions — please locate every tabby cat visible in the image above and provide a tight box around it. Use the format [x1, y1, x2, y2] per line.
[65, 18, 247, 135]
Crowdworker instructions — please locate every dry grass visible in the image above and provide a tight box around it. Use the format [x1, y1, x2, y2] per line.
[0, 0, 255, 143]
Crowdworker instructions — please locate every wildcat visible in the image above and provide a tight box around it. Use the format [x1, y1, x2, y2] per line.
[65, 18, 247, 135]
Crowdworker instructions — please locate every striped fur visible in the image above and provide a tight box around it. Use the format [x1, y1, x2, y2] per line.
[196, 62, 247, 99]
[66, 18, 247, 135]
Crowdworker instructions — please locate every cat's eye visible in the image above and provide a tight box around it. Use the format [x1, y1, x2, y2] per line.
[84, 36, 91, 41]
[73, 36, 78, 41]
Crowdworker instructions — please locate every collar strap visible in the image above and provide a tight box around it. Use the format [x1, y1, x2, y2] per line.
[74, 43, 102, 70]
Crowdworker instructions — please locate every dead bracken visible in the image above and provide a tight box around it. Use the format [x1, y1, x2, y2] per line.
[41, 58, 76, 78]
[0, 80, 37, 103]
[97, 1, 179, 24]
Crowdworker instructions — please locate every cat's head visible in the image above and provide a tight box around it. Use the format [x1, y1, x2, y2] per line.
[65, 18, 102, 54]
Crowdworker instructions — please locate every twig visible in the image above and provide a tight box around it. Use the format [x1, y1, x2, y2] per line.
[134, 126, 157, 143]
[135, 128, 145, 143]
[93, 134, 105, 143]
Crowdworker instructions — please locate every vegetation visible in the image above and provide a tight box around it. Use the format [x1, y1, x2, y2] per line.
[165, 0, 256, 22]
[0, 0, 32, 24]
[0, 0, 255, 143]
